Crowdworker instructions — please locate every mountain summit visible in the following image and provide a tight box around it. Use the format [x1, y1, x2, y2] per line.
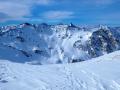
[0, 23, 120, 65]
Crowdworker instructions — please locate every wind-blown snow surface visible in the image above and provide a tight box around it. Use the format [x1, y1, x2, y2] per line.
[0, 50, 120, 90]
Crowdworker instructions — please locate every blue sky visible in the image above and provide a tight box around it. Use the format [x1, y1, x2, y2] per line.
[0, 0, 120, 26]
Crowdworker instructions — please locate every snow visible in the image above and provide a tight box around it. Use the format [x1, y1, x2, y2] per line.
[0, 23, 120, 64]
[0, 23, 94, 64]
[0, 23, 120, 89]
[1, 50, 120, 90]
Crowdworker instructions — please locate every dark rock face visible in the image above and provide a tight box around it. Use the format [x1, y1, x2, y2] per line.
[73, 27, 120, 59]
[72, 59, 85, 63]
[87, 28, 120, 58]
[23, 23, 32, 26]
[16, 36, 25, 42]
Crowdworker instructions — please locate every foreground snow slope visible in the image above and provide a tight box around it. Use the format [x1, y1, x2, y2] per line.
[0, 50, 120, 90]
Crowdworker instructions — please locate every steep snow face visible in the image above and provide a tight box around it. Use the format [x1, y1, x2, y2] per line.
[1, 51, 120, 90]
[0, 23, 120, 64]
[0, 23, 53, 64]
[0, 23, 92, 64]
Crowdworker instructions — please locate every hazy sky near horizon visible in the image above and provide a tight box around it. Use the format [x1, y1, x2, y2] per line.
[0, 0, 120, 26]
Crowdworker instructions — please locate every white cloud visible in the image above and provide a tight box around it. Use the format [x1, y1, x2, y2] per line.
[43, 11, 74, 20]
[0, 2, 29, 17]
[0, 0, 51, 22]
[36, 0, 51, 5]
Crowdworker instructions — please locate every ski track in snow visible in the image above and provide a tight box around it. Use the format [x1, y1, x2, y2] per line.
[1, 50, 120, 90]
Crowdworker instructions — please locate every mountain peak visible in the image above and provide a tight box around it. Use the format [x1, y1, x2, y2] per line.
[69, 23, 76, 27]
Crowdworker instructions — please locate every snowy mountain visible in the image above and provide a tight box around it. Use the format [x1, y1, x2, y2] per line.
[0, 23, 120, 64]
[0, 23, 120, 89]
[1, 50, 120, 90]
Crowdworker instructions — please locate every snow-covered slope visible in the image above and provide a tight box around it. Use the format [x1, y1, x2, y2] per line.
[0, 23, 120, 64]
[0, 50, 120, 90]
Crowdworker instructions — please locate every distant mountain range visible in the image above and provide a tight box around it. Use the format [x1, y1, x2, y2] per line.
[0, 23, 120, 65]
